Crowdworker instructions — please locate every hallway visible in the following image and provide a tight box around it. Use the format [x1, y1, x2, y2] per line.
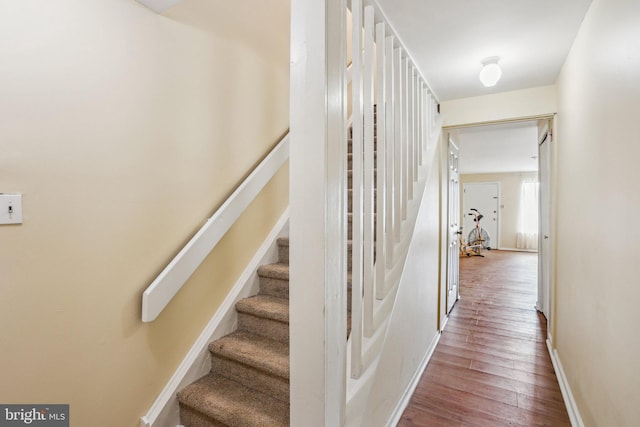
[399, 250, 571, 426]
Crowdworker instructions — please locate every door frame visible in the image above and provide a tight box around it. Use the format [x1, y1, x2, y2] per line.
[446, 135, 461, 315]
[443, 115, 556, 342]
[537, 118, 555, 343]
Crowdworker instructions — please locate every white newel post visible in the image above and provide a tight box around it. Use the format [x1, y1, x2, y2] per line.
[290, 0, 347, 425]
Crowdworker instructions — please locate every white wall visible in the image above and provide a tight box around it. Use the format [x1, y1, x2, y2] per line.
[361, 144, 441, 426]
[553, 0, 640, 425]
[0, 1, 289, 425]
[441, 85, 557, 127]
[460, 172, 537, 250]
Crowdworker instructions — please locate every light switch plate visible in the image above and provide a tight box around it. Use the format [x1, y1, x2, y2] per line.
[0, 193, 23, 224]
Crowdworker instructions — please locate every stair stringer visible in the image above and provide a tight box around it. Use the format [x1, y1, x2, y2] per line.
[346, 124, 443, 427]
[139, 210, 289, 427]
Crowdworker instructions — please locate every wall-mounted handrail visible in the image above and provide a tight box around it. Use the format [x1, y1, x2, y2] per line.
[141, 134, 290, 322]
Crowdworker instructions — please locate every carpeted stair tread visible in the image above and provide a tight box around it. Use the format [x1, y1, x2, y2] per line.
[209, 331, 289, 380]
[236, 295, 289, 323]
[177, 374, 289, 427]
[257, 263, 289, 281]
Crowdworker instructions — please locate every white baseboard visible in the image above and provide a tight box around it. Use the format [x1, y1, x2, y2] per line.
[385, 332, 441, 427]
[440, 314, 449, 332]
[140, 210, 289, 427]
[546, 339, 585, 427]
[498, 247, 538, 253]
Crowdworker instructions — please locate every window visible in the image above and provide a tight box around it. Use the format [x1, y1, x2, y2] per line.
[516, 179, 539, 250]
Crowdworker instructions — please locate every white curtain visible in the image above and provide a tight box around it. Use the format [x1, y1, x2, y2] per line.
[516, 178, 539, 250]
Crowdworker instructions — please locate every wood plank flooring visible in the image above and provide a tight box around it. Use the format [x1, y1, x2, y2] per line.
[398, 250, 570, 426]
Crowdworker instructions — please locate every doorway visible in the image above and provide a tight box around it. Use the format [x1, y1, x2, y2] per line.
[537, 120, 552, 327]
[443, 118, 553, 328]
[446, 135, 460, 314]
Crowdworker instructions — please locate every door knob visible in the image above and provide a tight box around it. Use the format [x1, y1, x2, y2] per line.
[544, 235, 549, 239]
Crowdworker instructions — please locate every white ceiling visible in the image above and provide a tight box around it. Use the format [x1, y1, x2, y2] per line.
[457, 121, 539, 174]
[373, 0, 591, 174]
[375, 0, 593, 101]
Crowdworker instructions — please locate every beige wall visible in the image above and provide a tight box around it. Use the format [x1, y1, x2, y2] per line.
[554, 0, 640, 426]
[0, 0, 289, 426]
[441, 85, 557, 127]
[460, 172, 537, 250]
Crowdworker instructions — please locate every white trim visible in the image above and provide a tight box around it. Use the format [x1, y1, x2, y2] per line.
[142, 136, 289, 322]
[135, 0, 182, 13]
[139, 212, 289, 427]
[385, 332, 440, 427]
[546, 340, 586, 427]
[440, 313, 449, 332]
[499, 247, 538, 253]
[290, 0, 348, 424]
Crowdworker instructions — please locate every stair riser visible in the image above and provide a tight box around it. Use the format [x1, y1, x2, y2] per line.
[278, 245, 289, 264]
[259, 277, 289, 300]
[179, 404, 227, 427]
[210, 355, 289, 403]
[238, 313, 289, 344]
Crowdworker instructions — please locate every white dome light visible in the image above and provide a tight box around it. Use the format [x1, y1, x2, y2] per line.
[479, 57, 502, 87]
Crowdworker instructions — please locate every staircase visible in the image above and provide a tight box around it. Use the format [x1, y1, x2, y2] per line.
[177, 238, 291, 426]
[176, 109, 376, 425]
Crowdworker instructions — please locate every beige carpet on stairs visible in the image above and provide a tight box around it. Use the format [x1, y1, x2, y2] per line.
[177, 109, 380, 426]
[177, 237, 291, 427]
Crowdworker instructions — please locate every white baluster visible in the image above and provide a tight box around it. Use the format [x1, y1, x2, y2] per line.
[393, 48, 403, 242]
[350, 0, 363, 379]
[385, 36, 395, 268]
[420, 84, 426, 161]
[402, 57, 409, 220]
[363, 5, 375, 337]
[407, 65, 414, 200]
[375, 22, 387, 299]
[417, 81, 423, 166]
[413, 70, 422, 181]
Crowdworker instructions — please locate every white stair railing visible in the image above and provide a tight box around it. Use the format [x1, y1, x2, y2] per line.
[347, 0, 440, 381]
[141, 135, 289, 322]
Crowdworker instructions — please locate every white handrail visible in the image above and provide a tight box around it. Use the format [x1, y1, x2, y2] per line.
[141, 135, 290, 322]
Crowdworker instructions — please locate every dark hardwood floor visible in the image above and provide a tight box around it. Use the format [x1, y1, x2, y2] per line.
[398, 250, 570, 426]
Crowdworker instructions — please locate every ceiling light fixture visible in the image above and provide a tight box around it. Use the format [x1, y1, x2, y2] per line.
[479, 57, 502, 87]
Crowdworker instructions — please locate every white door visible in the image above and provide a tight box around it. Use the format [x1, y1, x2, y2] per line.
[538, 130, 551, 319]
[447, 137, 460, 313]
[462, 183, 499, 249]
